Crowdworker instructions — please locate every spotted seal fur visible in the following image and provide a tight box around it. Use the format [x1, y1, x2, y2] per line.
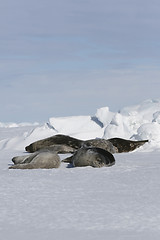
[108, 138, 149, 153]
[10, 134, 148, 170]
[25, 134, 82, 153]
[63, 146, 115, 168]
[25, 134, 148, 154]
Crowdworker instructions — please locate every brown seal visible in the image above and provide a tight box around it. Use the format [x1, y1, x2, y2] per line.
[25, 134, 148, 154]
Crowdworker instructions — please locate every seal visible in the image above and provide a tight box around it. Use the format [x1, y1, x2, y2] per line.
[108, 138, 149, 153]
[10, 134, 149, 169]
[84, 138, 116, 153]
[25, 134, 148, 154]
[25, 134, 82, 153]
[9, 151, 60, 169]
[66, 146, 115, 168]
[12, 151, 40, 165]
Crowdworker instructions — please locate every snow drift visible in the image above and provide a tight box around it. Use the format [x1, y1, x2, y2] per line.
[0, 99, 160, 151]
[1, 99, 160, 240]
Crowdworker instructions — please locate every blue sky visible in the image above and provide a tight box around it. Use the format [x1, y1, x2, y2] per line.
[0, 0, 160, 122]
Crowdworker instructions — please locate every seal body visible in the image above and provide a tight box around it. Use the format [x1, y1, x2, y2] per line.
[25, 134, 116, 154]
[11, 134, 148, 170]
[12, 152, 39, 165]
[71, 147, 115, 168]
[42, 144, 76, 154]
[9, 151, 60, 169]
[84, 138, 116, 153]
[25, 134, 82, 153]
[25, 134, 148, 154]
[108, 138, 148, 153]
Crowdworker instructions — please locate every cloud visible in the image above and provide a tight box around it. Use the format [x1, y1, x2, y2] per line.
[0, 65, 160, 122]
[0, 0, 160, 121]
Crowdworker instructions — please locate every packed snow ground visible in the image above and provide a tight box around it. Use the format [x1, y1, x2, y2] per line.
[0, 99, 160, 240]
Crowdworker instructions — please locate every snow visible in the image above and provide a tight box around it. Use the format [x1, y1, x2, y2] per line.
[0, 122, 39, 128]
[0, 99, 160, 240]
[49, 115, 103, 139]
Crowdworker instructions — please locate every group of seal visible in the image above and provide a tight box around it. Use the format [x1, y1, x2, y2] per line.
[9, 134, 148, 169]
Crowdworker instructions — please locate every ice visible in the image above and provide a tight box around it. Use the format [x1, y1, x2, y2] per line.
[94, 106, 114, 127]
[49, 115, 103, 140]
[1, 98, 160, 151]
[0, 99, 160, 239]
[1, 150, 160, 240]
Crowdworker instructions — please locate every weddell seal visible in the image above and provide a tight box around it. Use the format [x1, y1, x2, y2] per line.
[108, 138, 149, 153]
[25, 134, 148, 154]
[25, 134, 83, 153]
[9, 150, 60, 169]
[63, 146, 115, 168]
[10, 134, 148, 170]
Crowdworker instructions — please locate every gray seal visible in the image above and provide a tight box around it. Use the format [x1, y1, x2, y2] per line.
[10, 134, 148, 170]
[64, 146, 115, 168]
[9, 151, 60, 169]
[25, 134, 148, 154]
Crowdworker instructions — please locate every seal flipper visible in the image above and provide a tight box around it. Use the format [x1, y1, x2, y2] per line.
[62, 155, 73, 163]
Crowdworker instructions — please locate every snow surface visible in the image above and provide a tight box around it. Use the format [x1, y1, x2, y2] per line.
[0, 99, 160, 240]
